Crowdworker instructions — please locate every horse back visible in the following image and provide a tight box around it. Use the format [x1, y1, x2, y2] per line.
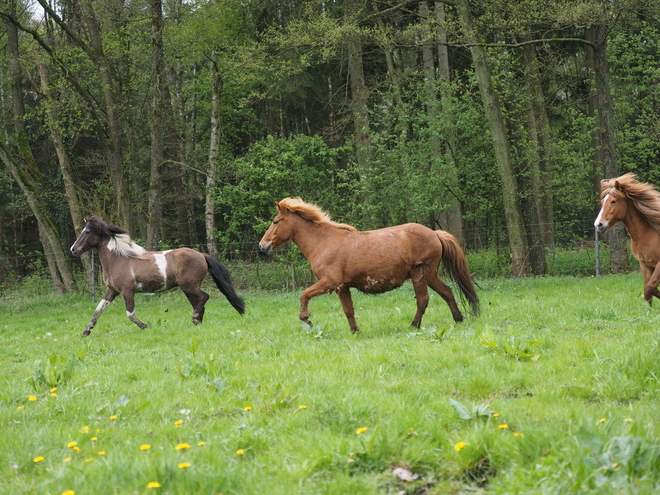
[310, 223, 441, 293]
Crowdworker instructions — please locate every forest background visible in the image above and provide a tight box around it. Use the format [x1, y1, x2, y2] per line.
[0, 0, 659, 294]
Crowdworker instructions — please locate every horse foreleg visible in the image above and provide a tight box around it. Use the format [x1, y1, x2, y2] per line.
[82, 288, 118, 336]
[123, 291, 148, 329]
[337, 286, 360, 333]
[428, 275, 464, 323]
[299, 280, 335, 329]
[641, 263, 660, 305]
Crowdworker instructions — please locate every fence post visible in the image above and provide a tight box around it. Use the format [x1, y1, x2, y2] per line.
[595, 228, 600, 278]
[91, 250, 96, 301]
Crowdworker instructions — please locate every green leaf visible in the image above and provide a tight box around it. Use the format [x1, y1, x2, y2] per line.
[449, 398, 473, 420]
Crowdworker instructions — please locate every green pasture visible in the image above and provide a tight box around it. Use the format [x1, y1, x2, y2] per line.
[1, 273, 660, 494]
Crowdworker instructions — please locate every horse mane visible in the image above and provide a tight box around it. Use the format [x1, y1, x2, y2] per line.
[603, 173, 660, 234]
[277, 197, 357, 231]
[86, 215, 148, 258]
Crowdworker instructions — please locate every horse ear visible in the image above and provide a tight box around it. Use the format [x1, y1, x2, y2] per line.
[614, 180, 622, 191]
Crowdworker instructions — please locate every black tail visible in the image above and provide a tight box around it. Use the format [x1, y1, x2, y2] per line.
[205, 255, 245, 315]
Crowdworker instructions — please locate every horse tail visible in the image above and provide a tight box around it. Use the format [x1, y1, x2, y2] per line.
[435, 230, 479, 316]
[204, 255, 245, 315]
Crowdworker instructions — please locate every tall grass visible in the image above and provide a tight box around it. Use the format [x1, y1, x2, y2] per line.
[1, 273, 660, 493]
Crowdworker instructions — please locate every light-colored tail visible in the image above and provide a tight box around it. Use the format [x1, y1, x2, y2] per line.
[436, 231, 479, 316]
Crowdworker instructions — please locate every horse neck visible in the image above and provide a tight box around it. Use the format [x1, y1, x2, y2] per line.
[622, 201, 656, 240]
[95, 240, 123, 270]
[289, 215, 335, 259]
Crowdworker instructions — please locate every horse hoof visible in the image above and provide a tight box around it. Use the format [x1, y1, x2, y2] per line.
[82, 330, 90, 337]
[193, 319, 202, 325]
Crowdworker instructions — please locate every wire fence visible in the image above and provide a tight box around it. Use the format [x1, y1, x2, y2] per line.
[0, 221, 633, 299]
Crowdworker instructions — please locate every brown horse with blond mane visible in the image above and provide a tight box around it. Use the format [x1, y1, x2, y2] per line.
[595, 173, 660, 304]
[71, 215, 244, 336]
[259, 198, 479, 333]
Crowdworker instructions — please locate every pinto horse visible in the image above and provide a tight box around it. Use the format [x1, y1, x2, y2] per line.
[259, 197, 479, 333]
[70, 215, 244, 336]
[595, 173, 660, 305]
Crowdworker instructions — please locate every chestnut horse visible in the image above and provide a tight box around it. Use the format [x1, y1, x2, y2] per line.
[595, 173, 660, 305]
[71, 215, 244, 336]
[259, 198, 479, 333]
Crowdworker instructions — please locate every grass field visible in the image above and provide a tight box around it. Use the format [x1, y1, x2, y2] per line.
[1, 272, 660, 494]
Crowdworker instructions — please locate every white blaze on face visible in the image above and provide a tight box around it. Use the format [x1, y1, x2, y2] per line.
[154, 251, 171, 286]
[594, 194, 610, 228]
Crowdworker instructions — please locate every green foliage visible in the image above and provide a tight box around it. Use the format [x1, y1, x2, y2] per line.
[479, 328, 541, 361]
[31, 353, 78, 389]
[216, 134, 352, 246]
[449, 398, 497, 421]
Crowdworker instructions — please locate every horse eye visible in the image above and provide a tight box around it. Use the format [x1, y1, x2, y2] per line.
[273, 221, 279, 225]
[611, 200, 617, 204]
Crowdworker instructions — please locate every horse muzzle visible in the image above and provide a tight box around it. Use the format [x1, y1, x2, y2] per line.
[70, 245, 82, 256]
[594, 221, 609, 234]
[259, 241, 272, 254]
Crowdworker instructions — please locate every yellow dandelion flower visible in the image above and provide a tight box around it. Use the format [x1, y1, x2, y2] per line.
[624, 418, 633, 422]
[355, 427, 368, 435]
[33, 456, 44, 463]
[81, 426, 90, 434]
[63, 457, 72, 463]
[17, 405, 25, 410]
[498, 424, 509, 430]
[28, 395, 37, 401]
[454, 441, 468, 452]
[147, 482, 161, 488]
[197, 441, 206, 446]
[174, 443, 190, 451]
[174, 420, 183, 427]
[97, 451, 106, 456]
[599, 418, 606, 424]
[51, 393, 58, 397]
[244, 406, 252, 411]
[513, 432, 524, 437]
[50, 387, 57, 393]
[84, 458, 93, 463]
[493, 413, 500, 417]
[236, 449, 245, 455]
[178, 462, 191, 469]
[67, 441, 78, 448]
[72, 446, 81, 453]
[91, 437, 98, 442]
[140, 444, 151, 451]
[109, 415, 117, 420]
[299, 405, 307, 409]
[62, 490, 75, 495]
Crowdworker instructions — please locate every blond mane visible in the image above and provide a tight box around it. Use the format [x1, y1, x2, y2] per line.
[277, 197, 357, 231]
[602, 173, 660, 233]
[107, 233, 148, 258]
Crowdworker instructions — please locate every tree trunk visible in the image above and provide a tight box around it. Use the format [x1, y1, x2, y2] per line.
[146, 0, 165, 250]
[435, 0, 464, 245]
[36, 60, 92, 289]
[206, 57, 222, 258]
[456, 0, 528, 276]
[77, 0, 132, 229]
[586, 26, 628, 273]
[523, 40, 554, 251]
[346, 0, 370, 171]
[3, 11, 76, 293]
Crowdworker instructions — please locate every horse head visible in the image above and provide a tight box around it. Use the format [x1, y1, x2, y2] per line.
[258, 201, 294, 254]
[70, 215, 127, 255]
[595, 179, 629, 233]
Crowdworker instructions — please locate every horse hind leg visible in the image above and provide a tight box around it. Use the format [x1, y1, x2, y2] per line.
[428, 275, 464, 322]
[410, 276, 431, 328]
[641, 264, 660, 305]
[123, 291, 148, 329]
[183, 287, 210, 324]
